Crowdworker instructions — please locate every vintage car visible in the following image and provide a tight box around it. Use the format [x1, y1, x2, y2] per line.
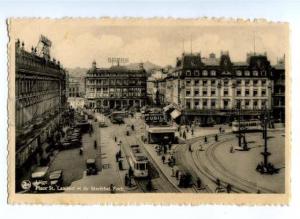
[86, 159, 98, 175]
[49, 170, 63, 189]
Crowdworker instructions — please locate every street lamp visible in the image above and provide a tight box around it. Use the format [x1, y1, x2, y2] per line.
[256, 106, 279, 174]
[235, 102, 248, 151]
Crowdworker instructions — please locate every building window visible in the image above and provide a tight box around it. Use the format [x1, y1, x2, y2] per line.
[245, 79, 250, 86]
[211, 70, 216, 76]
[186, 70, 191, 76]
[261, 70, 267, 76]
[224, 80, 229, 86]
[245, 89, 250, 96]
[195, 80, 199, 86]
[194, 70, 200, 76]
[245, 70, 250, 76]
[262, 89, 266, 96]
[236, 70, 242, 76]
[194, 89, 199, 96]
[262, 79, 266, 86]
[186, 80, 191, 86]
[245, 100, 250, 107]
[211, 99, 216, 108]
[236, 80, 241, 86]
[203, 89, 207, 96]
[223, 88, 228, 96]
[236, 89, 241, 96]
[253, 79, 258, 86]
[211, 89, 216, 96]
[253, 89, 258, 97]
[211, 80, 216, 86]
[253, 71, 259, 76]
[186, 90, 191, 96]
[223, 99, 229, 108]
[203, 80, 208, 86]
[186, 101, 191, 109]
[262, 100, 267, 108]
[253, 100, 258, 108]
[203, 100, 207, 107]
[194, 100, 199, 108]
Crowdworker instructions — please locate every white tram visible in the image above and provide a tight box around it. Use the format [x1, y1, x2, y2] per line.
[128, 145, 149, 178]
[232, 119, 263, 133]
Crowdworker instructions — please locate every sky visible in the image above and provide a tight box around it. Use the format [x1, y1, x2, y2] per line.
[10, 19, 289, 69]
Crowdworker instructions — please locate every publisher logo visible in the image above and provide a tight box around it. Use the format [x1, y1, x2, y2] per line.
[21, 180, 31, 190]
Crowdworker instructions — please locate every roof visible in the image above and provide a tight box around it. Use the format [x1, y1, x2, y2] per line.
[31, 167, 49, 178]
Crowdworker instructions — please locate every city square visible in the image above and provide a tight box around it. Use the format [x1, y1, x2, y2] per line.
[11, 19, 287, 195]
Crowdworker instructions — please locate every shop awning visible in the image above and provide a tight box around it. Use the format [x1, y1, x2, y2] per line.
[171, 109, 181, 119]
[163, 104, 174, 112]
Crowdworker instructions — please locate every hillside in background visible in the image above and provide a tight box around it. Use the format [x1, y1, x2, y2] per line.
[66, 67, 88, 78]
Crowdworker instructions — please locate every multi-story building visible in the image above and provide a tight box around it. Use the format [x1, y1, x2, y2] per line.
[67, 76, 86, 109]
[15, 38, 67, 179]
[272, 57, 285, 123]
[166, 52, 273, 124]
[85, 61, 147, 111]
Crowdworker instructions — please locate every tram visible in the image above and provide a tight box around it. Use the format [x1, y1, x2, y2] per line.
[128, 145, 149, 178]
[232, 119, 262, 133]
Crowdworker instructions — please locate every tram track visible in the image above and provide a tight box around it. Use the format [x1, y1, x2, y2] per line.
[188, 134, 275, 193]
[114, 121, 180, 193]
[205, 139, 275, 193]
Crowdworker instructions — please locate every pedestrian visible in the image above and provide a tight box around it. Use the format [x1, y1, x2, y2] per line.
[226, 184, 232, 193]
[183, 131, 186, 139]
[191, 129, 194, 136]
[188, 144, 192, 152]
[162, 155, 166, 164]
[118, 160, 123, 170]
[171, 167, 175, 177]
[215, 134, 218, 142]
[110, 184, 115, 193]
[128, 166, 133, 178]
[94, 140, 97, 149]
[131, 124, 134, 131]
[216, 178, 221, 187]
[115, 153, 119, 162]
[219, 127, 222, 133]
[204, 136, 208, 143]
[196, 178, 202, 189]
[125, 174, 129, 186]
[115, 136, 117, 142]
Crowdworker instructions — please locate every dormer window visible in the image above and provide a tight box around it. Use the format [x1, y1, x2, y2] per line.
[253, 70, 259, 76]
[211, 70, 216, 76]
[194, 70, 200, 76]
[236, 70, 242, 76]
[245, 70, 250, 76]
[202, 70, 208, 76]
[186, 70, 191, 76]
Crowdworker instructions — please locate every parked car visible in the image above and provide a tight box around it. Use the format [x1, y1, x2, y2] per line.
[49, 170, 63, 189]
[99, 122, 108, 127]
[86, 159, 98, 175]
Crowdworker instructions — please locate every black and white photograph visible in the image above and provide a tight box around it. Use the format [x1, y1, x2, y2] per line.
[8, 19, 289, 204]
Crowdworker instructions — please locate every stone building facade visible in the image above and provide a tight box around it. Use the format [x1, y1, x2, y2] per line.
[15, 39, 67, 175]
[85, 61, 147, 111]
[166, 52, 273, 124]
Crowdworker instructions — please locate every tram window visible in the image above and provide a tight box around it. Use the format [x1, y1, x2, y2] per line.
[140, 163, 146, 170]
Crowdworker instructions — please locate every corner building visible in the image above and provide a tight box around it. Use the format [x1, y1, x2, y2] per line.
[15, 39, 67, 183]
[166, 52, 273, 124]
[85, 61, 147, 111]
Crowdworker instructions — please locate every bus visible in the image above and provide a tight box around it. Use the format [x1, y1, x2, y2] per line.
[232, 119, 262, 133]
[128, 145, 149, 178]
[110, 111, 127, 124]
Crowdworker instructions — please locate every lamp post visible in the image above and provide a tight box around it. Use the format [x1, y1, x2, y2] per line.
[256, 106, 278, 174]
